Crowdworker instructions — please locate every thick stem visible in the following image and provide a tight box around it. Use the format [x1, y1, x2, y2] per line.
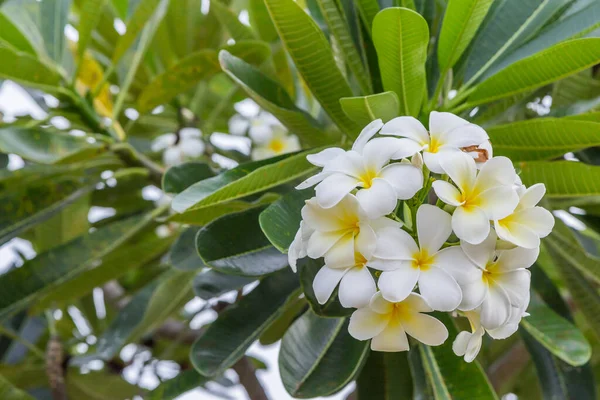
[233, 356, 269, 400]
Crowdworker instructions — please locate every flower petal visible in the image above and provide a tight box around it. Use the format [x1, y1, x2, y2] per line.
[402, 312, 448, 346]
[323, 150, 364, 177]
[323, 233, 356, 268]
[432, 180, 463, 206]
[380, 116, 429, 144]
[452, 206, 491, 245]
[404, 292, 433, 313]
[392, 139, 426, 159]
[429, 111, 469, 139]
[476, 185, 519, 220]
[339, 267, 377, 308]
[493, 269, 531, 308]
[306, 230, 344, 259]
[374, 227, 419, 260]
[464, 329, 484, 362]
[494, 219, 540, 249]
[369, 292, 394, 314]
[474, 156, 516, 193]
[367, 258, 409, 272]
[379, 267, 420, 303]
[313, 266, 348, 304]
[439, 151, 477, 191]
[307, 147, 346, 167]
[495, 246, 539, 271]
[513, 207, 555, 238]
[315, 174, 361, 209]
[228, 115, 249, 135]
[379, 164, 424, 200]
[363, 137, 414, 170]
[356, 178, 398, 218]
[480, 284, 512, 329]
[349, 308, 389, 340]
[302, 198, 346, 232]
[444, 123, 489, 148]
[435, 246, 480, 285]
[423, 150, 461, 174]
[353, 119, 383, 152]
[460, 230, 497, 269]
[418, 267, 462, 311]
[519, 183, 546, 208]
[458, 275, 487, 311]
[452, 331, 471, 356]
[356, 223, 377, 259]
[295, 171, 333, 190]
[371, 322, 410, 352]
[417, 205, 452, 253]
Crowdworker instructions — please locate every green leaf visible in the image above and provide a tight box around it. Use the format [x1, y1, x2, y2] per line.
[220, 40, 272, 67]
[169, 227, 205, 271]
[484, 2, 600, 79]
[372, 7, 429, 117]
[486, 118, 600, 161]
[96, 269, 194, 359]
[67, 372, 140, 400]
[340, 91, 400, 126]
[519, 161, 600, 198]
[552, 70, 600, 109]
[316, 0, 371, 94]
[0, 126, 106, 164]
[298, 258, 353, 317]
[193, 269, 256, 300]
[437, 0, 493, 71]
[162, 162, 215, 194]
[0, 12, 36, 55]
[356, 351, 413, 399]
[355, 0, 380, 35]
[172, 149, 320, 212]
[264, 0, 360, 136]
[137, 50, 220, 113]
[259, 188, 313, 252]
[147, 369, 210, 400]
[521, 293, 591, 366]
[0, 374, 34, 400]
[279, 310, 369, 398]
[0, 213, 154, 319]
[420, 313, 498, 400]
[468, 38, 600, 106]
[0, 4, 46, 57]
[219, 51, 329, 146]
[76, 0, 109, 62]
[210, 0, 256, 41]
[39, 0, 71, 64]
[169, 196, 275, 226]
[196, 207, 289, 276]
[0, 46, 62, 92]
[249, 0, 278, 42]
[260, 296, 307, 345]
[463, 0, 570, 84]
[191, 269, 299, 376]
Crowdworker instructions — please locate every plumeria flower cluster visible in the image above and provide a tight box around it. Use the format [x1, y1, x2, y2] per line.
[152, 128, 205, 166]
[288, 112, 555, 360]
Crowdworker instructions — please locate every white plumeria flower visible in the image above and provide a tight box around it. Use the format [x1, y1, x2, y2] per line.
[251, 128, 301, 161]
[300, 194, 399, 271]
[369, 204, 469, 311]
[297, 119, 424, 218]
[151, 128, 205, 166]
[349, 292, 448, 352]
[288, 221, 314, 272]
[494, 183, 555, 249]
[459, 230, 537, 329]
[432, 152, 519, 244]
[380, 111, 491, 173]
[229, 99, 283, 140]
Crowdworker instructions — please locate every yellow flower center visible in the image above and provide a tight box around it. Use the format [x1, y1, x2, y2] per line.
[268, 138, 285, 153]
[429, 136, 442, 153]
[355, 251, 368, 268]
[389, 302, 412, 324]
[411, 249, 436, 271]
[358, 168, 379, 189]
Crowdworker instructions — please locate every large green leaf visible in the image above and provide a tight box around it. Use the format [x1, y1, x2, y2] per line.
[0, 126, 106, 164]
[147, 369, 210, 400]
[279, 310, 369, 398]
[463, 0, 570, 84]
[259, 188, 313, 252]
[519, 161, 600, 198]
[260, 295, 307, 345]
[196, 207, 289, 276]
[486, 118, 600, 161]
[0, 213, 154, 319]
[210, 0, 256, 41]
[298, 258, 352, 317]
[76, 0, 109, 62]
[339, 91, 399, 126]
[137, 50, 220, 113]
[0, 374, 34, 400]
[372, 7, 429, 117]
[468, 38, 600, 106]
[172, 149, 320, 212]
[249, 0, 278, 41]
[316, 0, 371, 94]
[169, 227, 205, 271]
[484, 1, 600, 79]
[219, 51, 329, 146]
[191, 269, 299, 376]
[356, 351, 413, 399]
[552, 70, 600, 108]
[355, 0, 379, 35]
[521, 293, 591, 366]
[193, 269, 255, 300]
[96, 269, 194, 359]
[162, 162, 215, 194]
[420, 313, 498, 400]
[0, 46, 62, 92]
[169, 195, 275, 226]
[437, 0, 493, 72]
[0, 12, 36, 55]
[39, 0, 71, 64]
[264, 0, 360, 136]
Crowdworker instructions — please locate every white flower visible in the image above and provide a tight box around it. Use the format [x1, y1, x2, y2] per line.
[459, 231, 537, 329]
[349, 292, 448, 352]
[432, 152, 519, 244]
[151, 128, 205, 166]
[297, 119, 424, 218]
[288, 221, 313, 272]
[494, 183, 554, 249]
[229, 99, 283, 140]
[369, 204, 470, 311]
[251, 129, 301, 161]
[380, 111, 491, 173]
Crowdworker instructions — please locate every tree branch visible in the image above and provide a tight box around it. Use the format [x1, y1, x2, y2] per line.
[232, 356, 269, 400]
